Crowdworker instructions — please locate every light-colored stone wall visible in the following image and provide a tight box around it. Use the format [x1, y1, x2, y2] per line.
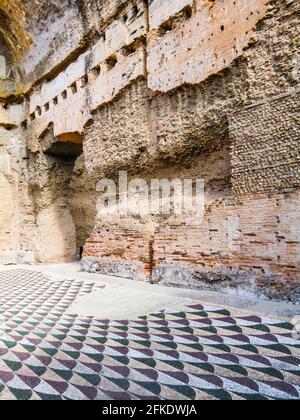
[25, 0, 147, 148]
[147, 0, 268, 91]
[0, 127, 21, 263]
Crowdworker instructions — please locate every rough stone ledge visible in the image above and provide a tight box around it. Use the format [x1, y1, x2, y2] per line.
[0, 251, 18, 265]
[0, 251, 36, 265]
[81, 256, 149, 282]
[151, 265, 300, 305]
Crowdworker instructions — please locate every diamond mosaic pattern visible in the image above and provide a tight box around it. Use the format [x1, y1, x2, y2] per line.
[0, 270, 299, 400]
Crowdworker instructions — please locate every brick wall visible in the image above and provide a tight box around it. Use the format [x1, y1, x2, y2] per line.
[152, 191, 300, 302]
[82, 221, 154, 281]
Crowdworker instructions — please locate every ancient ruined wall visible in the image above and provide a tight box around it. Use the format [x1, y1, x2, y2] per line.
[81, 0, 300, 302]
[18, 0, 148, 262]
[0, 127, 19, 263]
[0, 0, 299, 301]
[153, 190, 300, 302]
[147, 0, 268, 91]
[230, 92, 300, 195]
[0, 101, 28, 263]
[25, 0, 147, 146]
[82, 219, 154, 281]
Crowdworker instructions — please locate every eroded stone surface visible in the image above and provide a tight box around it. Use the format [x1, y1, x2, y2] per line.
[0, 0, 299, 302]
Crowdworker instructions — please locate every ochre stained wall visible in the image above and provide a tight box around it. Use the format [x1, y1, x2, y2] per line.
[0, 0, 299, 302]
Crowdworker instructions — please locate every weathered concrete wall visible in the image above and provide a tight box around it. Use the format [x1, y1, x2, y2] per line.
[80, 0, 300, 302]
[230, 91, 300, 195]
[0, 129, 19, 264]
[147, 0, 268, 92]
[0, 0, 299, 302]
[0, 0, 31, 60]
[0, 25, 25, 264]
[0, 123, 26, 264]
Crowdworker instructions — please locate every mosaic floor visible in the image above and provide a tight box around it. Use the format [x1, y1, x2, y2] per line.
[0, 269, 299, 400]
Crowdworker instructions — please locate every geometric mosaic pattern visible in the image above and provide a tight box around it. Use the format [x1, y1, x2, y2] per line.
[0, 270, 299, 400]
